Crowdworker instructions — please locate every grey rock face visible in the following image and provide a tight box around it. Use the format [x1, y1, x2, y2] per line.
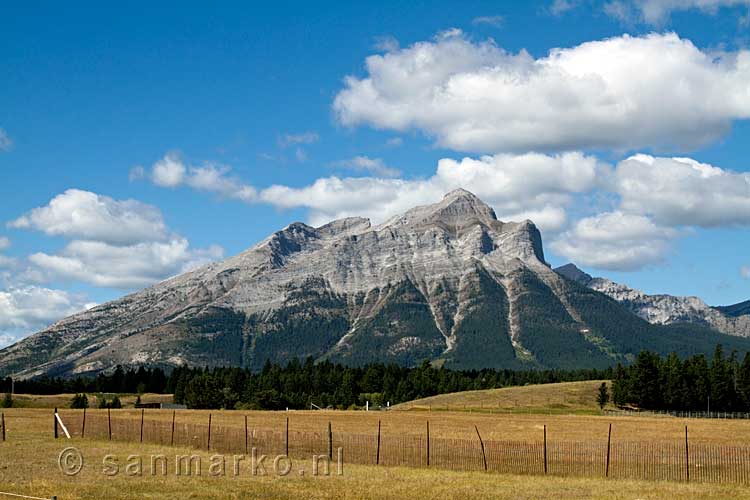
[554, 263, 750, 337]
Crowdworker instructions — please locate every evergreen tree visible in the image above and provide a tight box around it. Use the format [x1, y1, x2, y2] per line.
[70, 393, 89, 409]
[110, 395, 122, 409]
[597, 382, 610, 410]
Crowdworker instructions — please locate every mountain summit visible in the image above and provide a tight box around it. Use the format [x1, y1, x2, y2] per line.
[2, 191, 748, 378]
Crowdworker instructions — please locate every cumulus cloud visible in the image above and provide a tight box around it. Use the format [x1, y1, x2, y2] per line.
[10, 189, 225, 289]
[333, 31, 750, 153]
[550, 212, 678, 271]
[0, 286, 96, 346]
[610, 154, 750, 228]
[140, 153, 257, 202]
[152, 153, 187, 187]
[0, 128, 12, 152]
[741, 266, 750, 279]
[28, 238, 224, 288]
[332, 156, 401, 177]
[0, 237, 9, 251]
[606, 0, 750, 25]
[260, 151, 603, 231]
[9, 189, 169, 245]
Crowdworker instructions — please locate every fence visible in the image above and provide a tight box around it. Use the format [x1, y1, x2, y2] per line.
[605, 409, 750, 420]
[48, 409, 750, 484]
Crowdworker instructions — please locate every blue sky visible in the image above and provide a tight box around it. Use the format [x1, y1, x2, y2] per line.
[1, 0, 750, 344]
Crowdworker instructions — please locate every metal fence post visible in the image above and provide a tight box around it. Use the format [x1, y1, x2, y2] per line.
[543, 425, 548, 474]
[606, 423, 612, 477]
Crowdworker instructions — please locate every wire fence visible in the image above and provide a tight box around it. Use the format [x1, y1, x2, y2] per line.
[605, 409, 750, 420]
[48, 409, 750, 484]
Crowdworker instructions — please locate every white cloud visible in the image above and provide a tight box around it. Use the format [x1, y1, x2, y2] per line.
[0, 286, 96, 346]
[741, 266, 750, 279]
[9, 189, 169, 245]
[152, 153, 186, 187]
[9, 189, 225, 289]
[610, 0, 750, 25]
[28, 238, 224, 289]
[0, 128, 12, 152]
[333, 31, 750, 153]
[278, 132, 319, 148]
[332, 156, 401, 177]
[260, 151, 603, 231]
[141, 154, 258, 202]
[611, 155, 750, 228]
[0, 237, 9, 251]
[551, 212, 677, 270]
[385, 137, 403, 148]
[471, 15, 505, 27]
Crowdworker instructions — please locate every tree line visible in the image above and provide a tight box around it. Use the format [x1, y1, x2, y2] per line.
[1, 359, 611, 410]
[612, 345, 750, 412]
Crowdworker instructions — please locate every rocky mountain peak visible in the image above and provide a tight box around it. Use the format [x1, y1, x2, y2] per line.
[381, 188, 498, 231]
[555, 263, 593, 285]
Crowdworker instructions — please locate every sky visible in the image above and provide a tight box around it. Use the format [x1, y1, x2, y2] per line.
[1, 0, 750, 346]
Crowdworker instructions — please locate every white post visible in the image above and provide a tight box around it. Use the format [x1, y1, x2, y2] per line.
[54, 412, 71, 439]
[366, 401, 369, 412]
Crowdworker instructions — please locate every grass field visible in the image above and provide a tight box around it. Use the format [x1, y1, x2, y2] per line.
[0, 381, 749, 498]
[394, 380, 607, 414]
[1, 407, 750, 499]
[6, 393, 173, 409]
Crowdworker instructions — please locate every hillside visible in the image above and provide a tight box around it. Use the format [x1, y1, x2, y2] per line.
[395, 380, 607, 414]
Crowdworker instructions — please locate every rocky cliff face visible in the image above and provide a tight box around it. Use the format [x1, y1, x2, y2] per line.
[555, 263, 750, 337]
[2, 190, 749, 378]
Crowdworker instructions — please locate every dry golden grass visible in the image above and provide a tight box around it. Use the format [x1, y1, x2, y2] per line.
[0, 408, 749, 499]
[395, 380, 607, 414]
[37, 406, 750, 445]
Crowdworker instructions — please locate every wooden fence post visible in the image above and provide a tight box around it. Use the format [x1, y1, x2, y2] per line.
[244, 415, 249, 454]
[107, 407, 111, 440]
[426, 420, 430, 467]
[475, 425, 487, 471]
[328, 421, 332, 460]
[1, 412, 5, 442]
[170, 410, 175, 446]
[606, 423, 612, 477]
[543, 425, 548, 475]
[376, 420, 381, 465]
[685, 425, 689, 482]
[285, 417, 289, 456]
[81, 408, 86, 438]
[54, 407, 58, 439]
[207, 413, 212, 451]
[139, 408, 144, 443]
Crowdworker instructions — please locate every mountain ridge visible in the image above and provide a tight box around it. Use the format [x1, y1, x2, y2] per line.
[2, 190, 749, 378]
[554, 263, 750, 337]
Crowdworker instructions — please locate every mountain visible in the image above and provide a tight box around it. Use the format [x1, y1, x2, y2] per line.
[715, 300, 750, 318]
[555, 263, 750, 337]
[3, 190, 750, 379]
